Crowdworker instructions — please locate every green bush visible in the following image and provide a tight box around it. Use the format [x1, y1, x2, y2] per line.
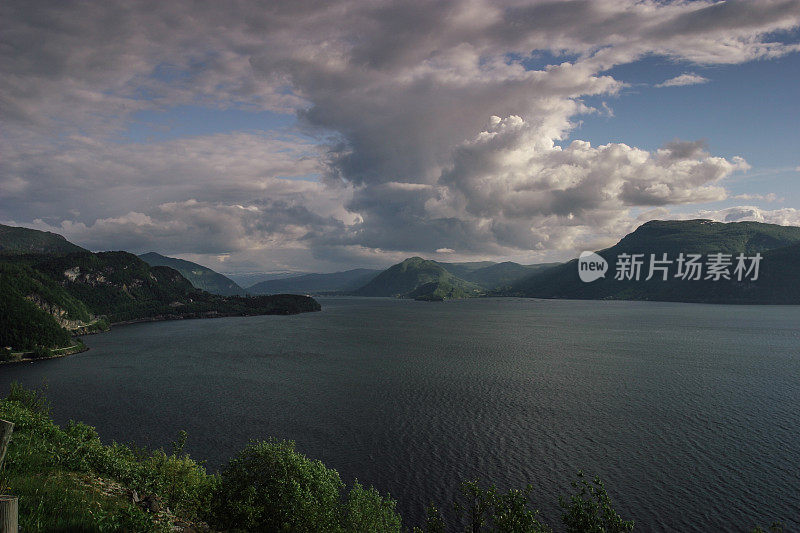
[343, 480, 401, 532]
[210, 438, 345, 531]
[449, 480, 550, 533]
[7, 380, 51, 414]
[559, 471, 634, 533]
[1, 384, 215, 528]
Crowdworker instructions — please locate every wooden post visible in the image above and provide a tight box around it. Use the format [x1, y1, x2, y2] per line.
[0, 496, 17, 533]
[0, 420, 11, 471]
[0, 420, 16, 533]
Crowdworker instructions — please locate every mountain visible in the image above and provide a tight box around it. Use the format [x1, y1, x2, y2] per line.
[0, 224, 87, 256]
[139, 252, 245, 296]
[247, 268, 381, 295]
[451, 261, 559, 289]
[14, 251, 320, 323]
[435, 261, 498, 278]
[0, 225, 321, 353]
[0, 262, 103, 352]
[224, 271, 307, 288]
[508, 219, 800, 303]
[352, 257, 482, 298]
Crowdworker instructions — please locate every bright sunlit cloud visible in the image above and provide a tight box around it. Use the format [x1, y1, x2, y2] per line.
[2, 0, 799, 271]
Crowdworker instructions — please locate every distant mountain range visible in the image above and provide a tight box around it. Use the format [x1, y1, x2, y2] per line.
[505, 219, 800, 304]
[5, 217, 800, 356]
[224, 271, 307, 288]
[247, 258, 557, 298]
[139, 252, 245, 296]
[247, 268, 381, 295]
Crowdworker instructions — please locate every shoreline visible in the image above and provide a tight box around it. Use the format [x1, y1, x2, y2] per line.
[1, 305, 321, 365]
[0, 342, 89, 366]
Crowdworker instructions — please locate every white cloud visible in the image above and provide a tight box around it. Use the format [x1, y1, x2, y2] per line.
[2, 0, 799, 270]
[656, 73, 710, 87]
[732, 192, 780, 202]
[633, 205, 800, 228]
[692, 206, 800, 226]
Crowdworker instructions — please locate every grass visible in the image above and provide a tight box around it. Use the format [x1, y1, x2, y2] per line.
[0, 383, 213, 532]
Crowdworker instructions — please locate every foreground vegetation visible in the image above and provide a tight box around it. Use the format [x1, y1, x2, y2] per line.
[0, 384, 785, 532]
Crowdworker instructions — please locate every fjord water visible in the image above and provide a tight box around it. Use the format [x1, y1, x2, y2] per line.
[2, 298, 798, 531]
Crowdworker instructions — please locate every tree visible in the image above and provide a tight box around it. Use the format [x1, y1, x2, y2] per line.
[211, 439, 344, 532]
[559, 472, 634, 533]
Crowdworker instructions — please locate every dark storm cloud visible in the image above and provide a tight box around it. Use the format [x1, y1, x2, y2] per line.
[1, 0, 799, 270]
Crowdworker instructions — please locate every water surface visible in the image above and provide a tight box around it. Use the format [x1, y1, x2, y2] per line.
[2, 298, 798, 530]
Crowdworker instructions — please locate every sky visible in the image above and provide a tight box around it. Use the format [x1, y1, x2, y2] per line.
[1, 0, 799, 274]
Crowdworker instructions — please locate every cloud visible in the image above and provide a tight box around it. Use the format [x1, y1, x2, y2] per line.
[656, 73, 710, 87]
[630, 205, 800, 228]
[690, 206, 800, 226]
[732, 192, 780, 202]
[21, 200, 322, 254]
[2, 0, 799, 270]
[0, 131, 349, 224]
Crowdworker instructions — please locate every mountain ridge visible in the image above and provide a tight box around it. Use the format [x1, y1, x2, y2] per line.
[247, 268, 381, 295]
[139, 252, 245, 296]
[0, 224, 88, 256]
[352, 257, 484, 298]
[506, 219, 800, 303]
[0, 226, 321, 355]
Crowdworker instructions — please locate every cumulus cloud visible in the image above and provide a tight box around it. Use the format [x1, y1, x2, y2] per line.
[656, 73, 710, 87]
[683, 206, 800, 226]
[2, 0, 799, 270]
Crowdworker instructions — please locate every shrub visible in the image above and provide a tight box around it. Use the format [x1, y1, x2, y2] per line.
[210, 438, 345, 531]
[451, 480, 550, 533]
[343, 480, 402, 532]
[422, 503, 446, 533]
[7, 381, 51, 414]
[559, 471, 634, 533]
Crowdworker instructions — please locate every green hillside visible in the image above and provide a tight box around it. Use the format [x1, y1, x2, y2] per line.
[139, 252, 245, 296]
[611, 219, 800, 255]
[0, 224, 322, 354]
[436, 261, 497, 279]
[508, 219, 800, 303]
[1, 264, 75, 351]
[352, 257, 483, 298]
[454, 261, 559, 289]
[405, 280, 478, 301]
[14, 251, 320, 323]
[0, 223, 87, 256]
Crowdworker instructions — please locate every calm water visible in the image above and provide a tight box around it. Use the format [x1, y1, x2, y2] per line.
[2, 298, 799, 530]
